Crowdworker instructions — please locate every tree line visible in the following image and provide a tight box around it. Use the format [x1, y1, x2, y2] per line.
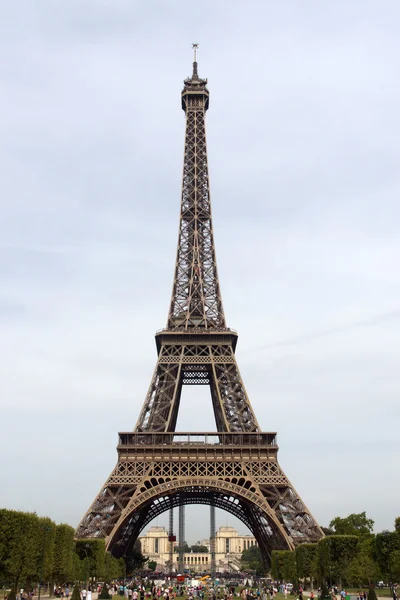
[0, 510, 126, 599]
[271, 513, 400, 588]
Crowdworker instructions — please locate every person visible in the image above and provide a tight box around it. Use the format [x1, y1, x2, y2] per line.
[87, 590, 92, 600]
[82, 590, 87, 600]
[66, 589, 70, 600]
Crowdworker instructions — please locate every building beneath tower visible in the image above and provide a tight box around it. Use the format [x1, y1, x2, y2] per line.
[139, 526, 257, 573]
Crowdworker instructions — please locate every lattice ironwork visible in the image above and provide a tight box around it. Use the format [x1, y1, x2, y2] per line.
[76, 51, 324, 567]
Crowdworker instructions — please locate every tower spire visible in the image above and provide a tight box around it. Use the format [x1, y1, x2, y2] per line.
[192, 42, 199, 78]
[170, 49, 220, 329]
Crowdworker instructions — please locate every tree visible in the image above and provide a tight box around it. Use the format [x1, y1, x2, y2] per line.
[75, 539, 106, 582]
[241, 545, 264, 575]
[70, 586, 81, 600]
[124, 540, 147, 575]
[174, 543, 190, 553]
[99, 585, 111, 600]
[394, 518, 400, 534]
[52, 524, 75, 585]
[390, 550, 400, 582]
[191, 544, 208, 553]
[0, 510, 46, 599]
[296, 544, 318, 588]
[329, 513, 374, 538]
[147, 561, 157, 572]
[270, 550, 296, 582]
[345, 537, 378, 586]
[374, 531, 400, 580]
[367, 587, 378, 600]
[318, 536, 359, 585]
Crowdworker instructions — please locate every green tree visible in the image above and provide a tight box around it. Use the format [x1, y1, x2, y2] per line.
[270, 550, 296, 582]
[367, 587, 378, 600]
[345, 537, 378, 586]
[71, 552, 83, 583]
[271, 552, 281, 580]
[35, 517, 57, 595]
[296, 544, 318, 588]
[241, 545, 264, 575]
[104, 553, 125, 581]
[70, 585, 81, 600]
[0, 510, 46, 599]
[390, 550, 400, 582]
[147, 561, 157, 571]
[124, 540, 147, 575]
[395, 518, 400, 534]
[52, 525, 75, 584]
[99, 585, 111, 600]
[374, 531, 400, 580]
[75, 539, 106, 582]
[174, 543, 190, 553]
[190, 545, 208, 553]
[329, 513, 374, 538]
[318, 536, 359, 585]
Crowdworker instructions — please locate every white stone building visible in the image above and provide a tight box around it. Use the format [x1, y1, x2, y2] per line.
[138, 525, 257, 573]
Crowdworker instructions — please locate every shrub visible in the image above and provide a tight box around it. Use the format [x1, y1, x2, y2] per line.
[71, 586, 81, 600]
[367, 588, 377, 600]
[320, 586, 330, 600]
[99, 586, 111, 600]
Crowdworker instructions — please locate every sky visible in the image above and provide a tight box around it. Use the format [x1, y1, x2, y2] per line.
[0, 1, 399, 545]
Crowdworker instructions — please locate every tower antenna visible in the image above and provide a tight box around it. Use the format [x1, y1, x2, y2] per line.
[192, 42, 198, 63]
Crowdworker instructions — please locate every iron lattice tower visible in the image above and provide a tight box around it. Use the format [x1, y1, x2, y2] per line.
[76, 49, 324, 567]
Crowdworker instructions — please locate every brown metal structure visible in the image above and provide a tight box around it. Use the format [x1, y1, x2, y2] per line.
[76, 49, 324, 567]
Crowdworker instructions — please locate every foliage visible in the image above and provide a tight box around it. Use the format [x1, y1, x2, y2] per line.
[191, 544, 208, 553]
[296, 544, 318, 579]
[367, 587, 378, 600]
[124, 540, 147, 575]
[174, 543, 190, 553]
[395, 518, 400, 534]
[103, 552, 124, 581]
[390, 550, 400, 582]
[99, 585, 111, 599]
[329, 513, 374, 538]
[0, 509, 54, 595]
[318, 535, 359, 583]
[147, 560, 157, 571]
[270, 550, 296, 581]
[345, 537, 378, 586]
[75, 539, 106, 580]
[320, 586, 330, 600]
[53, 524, 75, 583]
[241, 545, 264, 575]
[71, 585, 81, 600]
[374, 531, 400, 578]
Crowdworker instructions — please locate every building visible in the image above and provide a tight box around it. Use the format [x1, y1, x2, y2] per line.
[138, 525, 257, 573]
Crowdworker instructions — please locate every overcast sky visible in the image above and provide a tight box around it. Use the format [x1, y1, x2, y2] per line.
[1, 1, 399, 545]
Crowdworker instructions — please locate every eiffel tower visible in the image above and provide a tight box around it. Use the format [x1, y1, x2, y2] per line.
[76, 47, 324, 566]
